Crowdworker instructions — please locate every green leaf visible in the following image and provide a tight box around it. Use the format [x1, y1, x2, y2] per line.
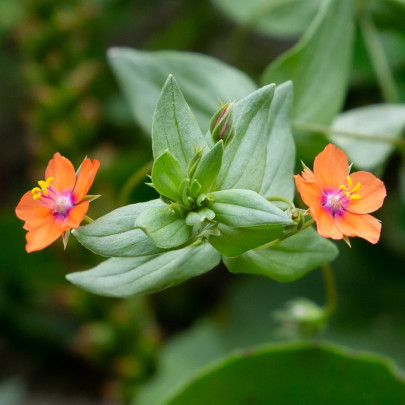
[108, 48, 257, 133]
[152, 75, 206, 171]
[262, 0, 354, 125]
[164, 342, 405, 405]
[192, 140, 224, 194]
[66, 243, 221, 298]
[259, 81, 296, 200]
[73, 200, 165, 257]
[136, 205, 192, 249]
[209, 224, 284, 257]
[185, 208, 216, 227]
[152, 150, 186, 201]
[209, 189, 291, 228]
[216, 84, 276, 192]
[211, 0, 321, 38]
[208, 189, 292, 256]
[224, 227, 338, 282]
[331, 104, 405, 170]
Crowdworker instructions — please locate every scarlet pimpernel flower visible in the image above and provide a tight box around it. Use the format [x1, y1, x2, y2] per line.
[294, 144, 386, 244]
[16, 153, 100, 253]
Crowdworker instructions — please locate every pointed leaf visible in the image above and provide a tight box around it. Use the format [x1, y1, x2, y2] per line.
[152, 150, 186, 201]
[73, 200, 164, 257]
[262, 0, 354, 125]
[209, 189, 291, 228]
[224, 227, 338, 282]
[259, 81, 295, 200]
[136, 205, 192, 249]
[216, 84, 276, 191]
[66, 243, 221, 297]
[192, 140, 224, 194]
[331, 104, 405, 170]
[152, 75, 206, 171]
[108, 48, 257, 133]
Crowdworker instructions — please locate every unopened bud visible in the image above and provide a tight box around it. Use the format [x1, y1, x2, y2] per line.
[210, 102, 235, 145]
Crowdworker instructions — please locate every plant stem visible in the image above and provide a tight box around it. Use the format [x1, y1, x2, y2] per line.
[118, 160, 153, 205]
[293, 121, 403, 146]
[84, 215, 93, 224]
[266, 196, 295, 210]
[321, 263, 337, 319]
[359, 11, 399, 103]
[258, 218, 315, 249]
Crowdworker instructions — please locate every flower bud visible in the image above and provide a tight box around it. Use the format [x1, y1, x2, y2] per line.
[210, 102, 235, 145]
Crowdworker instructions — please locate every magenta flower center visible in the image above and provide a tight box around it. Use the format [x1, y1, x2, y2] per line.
[322, 189, 349, 216]
[54, 195, 73, 215]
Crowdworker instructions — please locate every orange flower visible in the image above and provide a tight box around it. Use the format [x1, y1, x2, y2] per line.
[16, 153, 100, 253]
[294, 144, 386, 244]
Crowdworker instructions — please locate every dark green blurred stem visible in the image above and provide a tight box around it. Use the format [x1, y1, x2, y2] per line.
[118, 160, 153, 205]
[359, 11, 399, 103]
[322, 263, 337, 319]
[293, 122, 404, 146]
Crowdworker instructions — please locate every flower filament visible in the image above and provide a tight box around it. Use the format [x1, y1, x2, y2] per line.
[31, 177, 54, 200]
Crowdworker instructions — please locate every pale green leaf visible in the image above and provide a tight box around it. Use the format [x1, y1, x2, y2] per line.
[66, 243, 221, 298]
[262, 0, 354, 125]
[224, 227, 338, 282]
[331, 104, 405, 170]
[136, 205, 192, 249]
[108, 48, 257, 133]
[216, 84, 276, 192]
[73, 200, 164, 257]
[152, 75, 205, 171]
[152, 150, 186, 201]
[211, 0, 321, 38]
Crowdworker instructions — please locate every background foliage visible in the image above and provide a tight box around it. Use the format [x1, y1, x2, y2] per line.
[1, 0, 405, 403]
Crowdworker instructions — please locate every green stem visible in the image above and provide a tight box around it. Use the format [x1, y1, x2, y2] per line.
[321, 263, 337, 318]
[258, 218, 315, 249]
[118, 160, 153, 205]
[266, 196, 295, 210]
[84, 215, 93, 224]
[359, 11, 399, 103]
[293, 121, 403, 146]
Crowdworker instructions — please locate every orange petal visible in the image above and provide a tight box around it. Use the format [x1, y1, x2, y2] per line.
[335, 212, 381, 244]
[63, 201, 90, 229]
[294, 174, 323, 208]
[313, 144, 349, 189]
[26, 217, 63, 253]
[71, 158, 100, 203]
[45, 152, 76, 193]
[347, 171, 386, 214]
[15, 190, 52, 230]
[310, 206, 343, 240]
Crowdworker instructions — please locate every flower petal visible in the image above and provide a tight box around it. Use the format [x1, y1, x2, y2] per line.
[347, 171, 386, 214]
[310, 206, 343, 240]
[313, 144, 349, 189]
[26, 217, 63, 253]
[294, 173, 323, 208]
[335, 212, 381, 244]
[45, 152, 76, 193]
[71, 158, 100, 203]
[64, 201, 90, 229]
[15, 191, 52, 230]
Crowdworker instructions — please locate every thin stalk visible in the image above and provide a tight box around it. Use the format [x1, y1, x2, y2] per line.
[84, 215, 93, 224]
[293, 121, 403, 146]
[118, 160, 153, 205]
[258, 218, 315, 250]
[321, 263, 337, 318]
[359, 11, 399, 103]
[266, 196, 295, 210]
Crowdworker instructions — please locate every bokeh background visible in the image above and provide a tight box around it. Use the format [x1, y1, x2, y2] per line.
[1, 0, 405, 403]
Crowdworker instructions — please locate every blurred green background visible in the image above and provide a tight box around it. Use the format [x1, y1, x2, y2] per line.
[1, 0, 405, 403]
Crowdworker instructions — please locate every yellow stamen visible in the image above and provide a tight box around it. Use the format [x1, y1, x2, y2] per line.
[345, 191, 350, 197]
[31, 177, 54, 200]
[339, 185, 347, 191]
[350, 194, 361, 200]
[347, 176, 352, 187]
[352, 182, 361, 193]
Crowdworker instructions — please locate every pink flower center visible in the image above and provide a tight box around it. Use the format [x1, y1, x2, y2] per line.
[322, 189, 349, 216]
[54, 195, 73, 215]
